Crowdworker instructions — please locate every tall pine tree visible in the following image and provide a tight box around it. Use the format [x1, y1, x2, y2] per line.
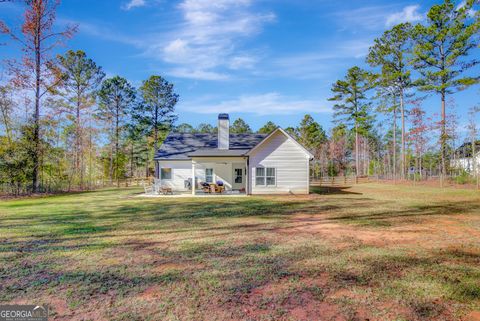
[97, 76, 136, 186]
[367, 23, 413, 179]
[411, 0, 479, 179]
[133, 75, 178, 177]
[56, 50, 105, 189]
[329, 66, 375, 176]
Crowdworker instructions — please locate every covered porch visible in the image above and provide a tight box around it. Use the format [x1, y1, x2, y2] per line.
[156, 156, 249, 196]
[191, 156, 248, 195]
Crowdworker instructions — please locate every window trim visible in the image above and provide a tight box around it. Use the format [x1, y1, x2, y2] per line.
[255, 167, 276, 187]
[160, 168, 173, 180]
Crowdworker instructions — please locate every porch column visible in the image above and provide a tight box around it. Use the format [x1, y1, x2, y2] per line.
[245, 157, 249, 195]
[192, 161, 196, 195]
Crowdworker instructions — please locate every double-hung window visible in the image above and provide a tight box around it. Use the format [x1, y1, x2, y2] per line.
[255, 167, 276, 186]
[205, 168, 214, 183]
[161, 168, 172, 180]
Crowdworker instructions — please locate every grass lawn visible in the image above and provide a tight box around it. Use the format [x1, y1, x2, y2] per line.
[1, 184, 479, 321]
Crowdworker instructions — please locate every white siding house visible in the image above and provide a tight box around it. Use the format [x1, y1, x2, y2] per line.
[248, 129, 311, 194]
[451, 153, 480, 174]
[154, 114, 313, 195]
[451, 142, 480, 174]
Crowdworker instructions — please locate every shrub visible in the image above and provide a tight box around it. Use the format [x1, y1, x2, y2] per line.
[454, 170, 472, 185]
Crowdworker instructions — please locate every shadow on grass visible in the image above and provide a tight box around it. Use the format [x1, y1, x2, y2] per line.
[328, 202, 480, 227]
[310, 186, 363, 195]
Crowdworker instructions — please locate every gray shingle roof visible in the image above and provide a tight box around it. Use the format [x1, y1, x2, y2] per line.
[154, 133, 268, 160]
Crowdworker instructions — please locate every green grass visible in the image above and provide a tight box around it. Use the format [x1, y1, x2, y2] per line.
[0, 184, 479, 320]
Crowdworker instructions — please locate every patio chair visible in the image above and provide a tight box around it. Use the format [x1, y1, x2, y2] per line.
[215, 185, 225, 194]
[201, 182, 211, 193]
[143, 183, 154, 195]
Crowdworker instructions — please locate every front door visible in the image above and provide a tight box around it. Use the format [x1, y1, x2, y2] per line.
[232, 167, 245, 190]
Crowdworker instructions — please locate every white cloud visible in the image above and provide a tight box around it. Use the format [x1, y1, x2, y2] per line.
[154, 0, 275, 80]
[228, 55, 258, 70]
[385, 5, 424, 27]
[456, 1, 477, 17]
[339, 39, 373, 58]
[333, 4, 424, 31]
[167, 68, 230, 81]
[264, 38, 373, 80]
[122, 0, 146, 10]
[180, 93, 330, 115]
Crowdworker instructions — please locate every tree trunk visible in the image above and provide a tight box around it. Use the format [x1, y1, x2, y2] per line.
[115, 99, 120, 188]
[414, 157, 419, 186]
[363, 137, 368, 175]
[76, 87, 83, 190]
[89, 123, 93, 190]
[145, 149, 149, 178]
[154, 105, 159, 179]
[472, 135, 478, 190]
[109, 135, 114, 185]
[441, 90, 446, 187]
[32, 13, 41, 193]
[355, 123, 359, 176]
[130, 142, 134, 178]
[419, 155, 423, 180]
[400, 90, 405, 180]
[393, 105, 397, 183]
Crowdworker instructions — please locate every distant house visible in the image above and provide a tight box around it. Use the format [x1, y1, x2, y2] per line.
[154, 114, 314, 195]
[451, 141, 480, 174]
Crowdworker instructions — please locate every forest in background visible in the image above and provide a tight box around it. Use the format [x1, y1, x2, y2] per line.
[0, 0, 479, 195]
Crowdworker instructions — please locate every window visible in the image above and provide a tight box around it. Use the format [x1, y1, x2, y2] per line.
[256, 167, 276, 186]
[205, 168, 214, 183]
[161, 168, 172, 180]
[255, 168, 265, 186]
[266, 168, 276, 185]
[234, 168, 243, 183]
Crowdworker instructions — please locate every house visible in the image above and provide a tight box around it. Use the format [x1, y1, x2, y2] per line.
[452, 141, 480, 174]
[154, 114, 314, 195]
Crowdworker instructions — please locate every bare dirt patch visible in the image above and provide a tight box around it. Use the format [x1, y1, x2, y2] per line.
[277, 214, 425, 247]
[465, 311, 480, 321]
[237, 275, 348, 321]
[276, 212, 480, 250]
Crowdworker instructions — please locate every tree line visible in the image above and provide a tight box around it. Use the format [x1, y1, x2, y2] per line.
[328, 0, 479, 183]
[0, 0, 178, 193]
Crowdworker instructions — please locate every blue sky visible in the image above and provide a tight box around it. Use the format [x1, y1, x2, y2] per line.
[1, 0, 479, 137]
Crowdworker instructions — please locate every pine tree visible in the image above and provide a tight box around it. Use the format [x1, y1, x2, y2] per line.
[97, 76, 136, 187]
[329, 66, 375, 176]
[176, 123, 195, 133]
[133, 75, 178, 177]
[411, 0, 480, 180]
[56, 50, 105, 189]
[230, 118, 252, 134]
[367, 23, 413, 179]
[258, 121, 277, 134]
[296, 114, 327, 150]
